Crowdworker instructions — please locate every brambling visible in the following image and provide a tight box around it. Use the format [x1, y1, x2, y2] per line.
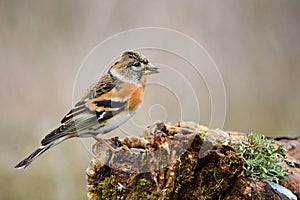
[15, 50, 159, 169]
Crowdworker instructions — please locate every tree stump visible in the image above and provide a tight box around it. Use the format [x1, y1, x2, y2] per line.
[86, 121, 300, 200]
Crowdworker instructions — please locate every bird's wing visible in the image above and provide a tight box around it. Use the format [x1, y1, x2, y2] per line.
[41, 74, 128, 145]
[60, 74, 122, 124]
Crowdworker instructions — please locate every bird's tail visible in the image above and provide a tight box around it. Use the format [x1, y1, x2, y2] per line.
[15, 124, 76, 169]
[15, 143, 54, 169]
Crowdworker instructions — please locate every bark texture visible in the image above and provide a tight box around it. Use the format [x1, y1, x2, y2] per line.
[86, 121, 300, 200]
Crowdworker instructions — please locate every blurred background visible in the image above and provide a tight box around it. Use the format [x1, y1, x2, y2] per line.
[1, 0, 299, 199]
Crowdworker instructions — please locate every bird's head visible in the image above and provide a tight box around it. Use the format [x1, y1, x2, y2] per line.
[109, 51, 159, 84]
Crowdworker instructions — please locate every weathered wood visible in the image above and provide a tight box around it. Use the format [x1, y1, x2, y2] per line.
[86, 121, 300, 200]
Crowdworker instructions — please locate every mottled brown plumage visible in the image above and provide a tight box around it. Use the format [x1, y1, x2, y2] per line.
[15, 50, 159, 169]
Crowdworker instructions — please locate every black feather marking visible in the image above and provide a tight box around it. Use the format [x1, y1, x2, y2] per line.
[60, 107, 87, 124]
[95, 102, 127, 122]
[95, 100, 127, 122]
[123, 51, 147, 63]
[94, 100, 127, 108]
[96, 110, 113, 121]
[60, 75, 117, 124]
[15, 145, 52, 169]
[41, 124, 71, 145]
[96, 83, 115, 94]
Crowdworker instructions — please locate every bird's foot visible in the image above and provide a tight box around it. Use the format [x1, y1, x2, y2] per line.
[92, 136, 131, 155]
[92, 137, 115, 155]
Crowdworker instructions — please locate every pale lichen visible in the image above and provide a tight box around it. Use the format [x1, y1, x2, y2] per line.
[237, 133, 287, 182]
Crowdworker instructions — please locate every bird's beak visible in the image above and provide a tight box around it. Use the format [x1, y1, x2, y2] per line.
[144, 64, 160, 75]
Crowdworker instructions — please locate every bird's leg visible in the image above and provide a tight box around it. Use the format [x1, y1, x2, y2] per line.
[92, 136, 115, 154]
[113, 145, 131, 153]
[92, 136, 131, 155]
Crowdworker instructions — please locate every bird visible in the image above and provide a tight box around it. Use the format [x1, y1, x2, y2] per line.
[15, 50, 159, 169]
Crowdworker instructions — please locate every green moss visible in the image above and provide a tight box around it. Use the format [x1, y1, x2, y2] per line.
[93, 174, 159, 200]
[202, 166, 225, 192]
[198, 131, 222, 145]
[237, 133, 287, 182]
[207, 167, 219, 182]
[139, 178, 151, 186]
[94, 176, 119, 200]
[175, 159, 195, 185]
[123, 174, 160, 200]
[220, 150, 241, 166]
[146, 194, 159, 200]
[198, 131, 207, 140]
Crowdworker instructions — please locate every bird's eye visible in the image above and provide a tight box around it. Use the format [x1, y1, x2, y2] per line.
[134, 62, 141, 67]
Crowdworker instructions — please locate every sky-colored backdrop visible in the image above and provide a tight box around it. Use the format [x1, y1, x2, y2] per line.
[1, 1, 300, 200]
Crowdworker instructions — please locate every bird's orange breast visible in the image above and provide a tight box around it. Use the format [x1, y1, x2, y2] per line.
[128, 86, 145, 112]
[88, 77, 146, 112]
[128, 76, 146, 112]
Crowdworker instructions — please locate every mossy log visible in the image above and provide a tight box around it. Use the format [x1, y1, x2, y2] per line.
[86, 121, 300, 200]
